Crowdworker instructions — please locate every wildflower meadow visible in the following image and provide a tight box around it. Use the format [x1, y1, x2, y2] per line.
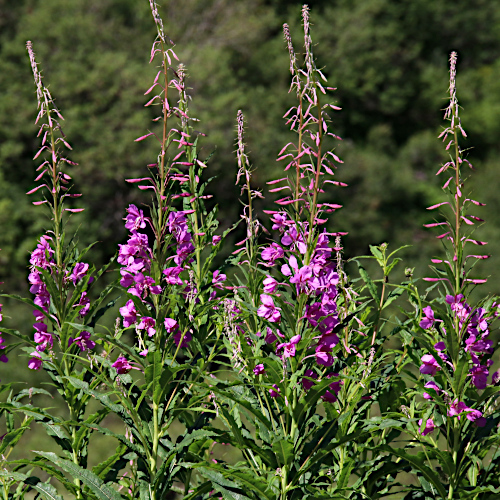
[1, 2, 500, 499]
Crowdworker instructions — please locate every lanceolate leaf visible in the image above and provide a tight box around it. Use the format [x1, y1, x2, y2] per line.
[380, 445, 447, 499]
[0, 470, 65, 500]
[34, 451, 125, 500]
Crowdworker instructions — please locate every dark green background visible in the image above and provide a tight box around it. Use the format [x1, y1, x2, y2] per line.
[1, 0, 499, 336]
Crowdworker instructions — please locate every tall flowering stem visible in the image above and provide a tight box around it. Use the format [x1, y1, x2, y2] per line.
[0, 41, 114, 499]
[399, 52, 500, 500]
[94, 2, 232, 498]
[217, 7, 407, 499]
[427, 52, 487, 298]
[273, 7, 345, 268]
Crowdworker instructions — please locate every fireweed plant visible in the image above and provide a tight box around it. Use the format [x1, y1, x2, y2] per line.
[197, 8, 412, 500]
[1, 2, 499, 500]
[0, 41, 120, 500]
[396, 53, 500, 499]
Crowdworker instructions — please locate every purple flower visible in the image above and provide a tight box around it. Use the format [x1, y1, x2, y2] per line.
[315, 332, 339, 367]
[137, 317, 156, 337]
[261, 243, 284, 266]
[119, 300, 137, 328]
[112, 356, 134, 374]
[76, 292, 90, 316]
[125, 204, 146, 232]
[0, 336, 8, 363]
[174, 330, 192, 348]
[420, 306, 437, 329]
[168, 211, 189, 234]
[174, 241, 195, 265]
[434, 342, 446, 351]
[70, 262, 89, 286]
[277, 334, 301, 359]
[28, 351, 42, 370]
[68, 331, 95, 352]
[423, 380, 440, 399]
[257, 294, 281, 323]
[263, 276, 278, 294]
[212, 270, 226, 289]
[301, 369, 317, 390]
[321, 373, 342, 403]
[446, 294, 465, 311]
[253, 364, 265, 375]
[470, 363, 489, 389]
[281, 226, 307, 254]
[212, 235, 221, 245]
[30, 235, 54, 269]
[270, 212, 290, 232]
[34, 323, 52, 352]
[127, 273, 162, 298]
[447, 400, 469, 419]
[163, 266, 183, 285]
[263, 327, 283, 344]
[465, 333, 493, 355]
[289, 264, 313, 292]
[269, 384, 280, 398]
[418, 418, 435, 436]
[466, 409, 486, 426]
[419, 354, 441, 376]
[164, 318, 179, 333]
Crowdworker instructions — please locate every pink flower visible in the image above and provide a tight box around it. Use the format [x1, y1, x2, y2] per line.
[163, 266, 183, 285]
[164, 318, 179, 333]
[138, 317, 156, 337]
[418, 418, 435, 436]
[420, 306, 437, 329]
[28, 351, 42, 370]
[419, 354, 440, 376]
[263, 276, 278, 294]
[277, 334, 301, 359]
[269, 384, 280, 398]
[423, 381, 440, 399]
[70, 262, 89, 286]
[212, 270, 226, 289]
[34, 323, 52, 352]
[253, 364, 265, 375]
[301, 369, 318, 390]
[212, 235, 221, 245]
[112, 356, 140, 374]
[76, 292, 90, 316]
[270, 212, 289, 232]
[257, 294, 281, 323]
[120, 300, 137, 328]
[68, 331, 95, 352]
[261, 243, 284, 266]
[125, 204, 146, 232]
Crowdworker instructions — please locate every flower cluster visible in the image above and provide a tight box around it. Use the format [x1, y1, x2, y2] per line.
[27, 235, 54, 369]
[27, 235, 94, 369]
[418, 294, 497, 430]
[163, 209, 195, 285]
[258, 217, 341, 370]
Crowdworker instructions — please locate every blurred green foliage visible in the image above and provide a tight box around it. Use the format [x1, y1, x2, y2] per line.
[1, 0, 500, 373]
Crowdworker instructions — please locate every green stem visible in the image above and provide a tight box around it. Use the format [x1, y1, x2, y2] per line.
[307, 90, 323, 249]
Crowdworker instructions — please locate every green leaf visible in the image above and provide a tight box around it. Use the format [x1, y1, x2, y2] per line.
[272, 437, 294, 467]
[144, 350, 163, 405]
[0, 470, 65, 500]
[35, 451, 124, 500]
[357, 264, 378, 301]
[381, 445, 447, 499]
